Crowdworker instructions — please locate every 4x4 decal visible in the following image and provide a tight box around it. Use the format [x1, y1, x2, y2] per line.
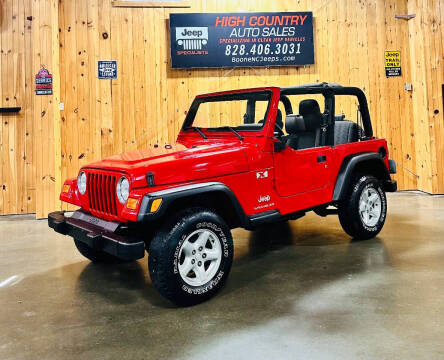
[256, 170, 269, 179]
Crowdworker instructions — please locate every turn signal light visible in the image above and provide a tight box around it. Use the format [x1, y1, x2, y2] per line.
[126, 198, 139, 210]
[150, 198, 162, 213]
[62, 184, 70, 193]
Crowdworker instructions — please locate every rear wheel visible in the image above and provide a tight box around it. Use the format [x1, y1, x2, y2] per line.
[338, 174, 387, 240]
[74, 239, 128, 264]
[148, 207, 233, 306]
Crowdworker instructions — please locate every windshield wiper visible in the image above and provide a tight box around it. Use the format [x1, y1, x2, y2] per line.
[186, 126, 207, 139]
[218, 126, 244, 140]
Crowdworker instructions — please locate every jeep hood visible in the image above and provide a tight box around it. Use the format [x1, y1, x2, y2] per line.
[85, 141, 249, 186]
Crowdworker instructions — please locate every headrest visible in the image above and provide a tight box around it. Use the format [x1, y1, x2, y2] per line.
[335, 114, 345, 122]
[299, 99, 322, 131]
[285, 114, 305, 134]
[275, 109, 283, 128]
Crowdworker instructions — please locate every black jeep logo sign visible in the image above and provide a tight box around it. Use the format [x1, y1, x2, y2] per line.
[176, 27, 209, 50]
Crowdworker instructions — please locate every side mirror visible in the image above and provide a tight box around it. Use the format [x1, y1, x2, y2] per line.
[273, 139, 286, 153]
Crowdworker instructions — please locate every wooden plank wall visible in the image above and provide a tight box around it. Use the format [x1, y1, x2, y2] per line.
[0, 0, 61, 217]
[408, 0, 444, 193]
[1, 0, 443, 217]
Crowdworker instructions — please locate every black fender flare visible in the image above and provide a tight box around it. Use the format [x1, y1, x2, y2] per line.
[137, 182, 249, 227]
[332, 152, 392, 201]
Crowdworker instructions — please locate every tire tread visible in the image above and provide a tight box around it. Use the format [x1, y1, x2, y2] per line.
[338, 173, 387, 240]
[148, 207, 233, 306]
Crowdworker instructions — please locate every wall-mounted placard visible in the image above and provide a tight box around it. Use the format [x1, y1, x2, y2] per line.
[98, 60, 118, 79]
[170, 12, 314, 69]
[35, 68, 53, 95]
[384, 51, 402, 77]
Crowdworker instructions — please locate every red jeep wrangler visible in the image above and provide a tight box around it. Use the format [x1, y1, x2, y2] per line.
[49, 83, 397, 306]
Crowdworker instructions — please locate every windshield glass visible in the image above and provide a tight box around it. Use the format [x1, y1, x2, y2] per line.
[183, 91, 272, 132]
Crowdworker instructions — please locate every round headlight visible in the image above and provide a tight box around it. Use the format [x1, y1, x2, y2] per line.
[116, 177, 130, 204]
[77, 171, 87, 195]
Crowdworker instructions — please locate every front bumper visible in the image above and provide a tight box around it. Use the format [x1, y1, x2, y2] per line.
[384, 179, 397, 192]
[48, 211, 145, 261]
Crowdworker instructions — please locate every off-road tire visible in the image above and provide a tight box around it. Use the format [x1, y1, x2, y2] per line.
[338, 174, 387, 240]
[74, 238, 128, 264]
[148, 207, 233, 306]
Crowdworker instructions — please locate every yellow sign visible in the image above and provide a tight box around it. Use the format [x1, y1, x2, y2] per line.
[384, 51, 401, 76]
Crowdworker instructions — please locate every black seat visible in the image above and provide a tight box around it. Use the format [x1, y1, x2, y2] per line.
[293, 99, 322, 149]
[334, 120, 362, 145]
[284, 114, 304, 149]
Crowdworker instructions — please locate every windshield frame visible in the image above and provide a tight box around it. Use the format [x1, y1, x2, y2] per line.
[181, 89, 274, 134]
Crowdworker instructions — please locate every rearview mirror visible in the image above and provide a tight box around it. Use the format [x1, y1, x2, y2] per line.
[273, 139, 286, 153]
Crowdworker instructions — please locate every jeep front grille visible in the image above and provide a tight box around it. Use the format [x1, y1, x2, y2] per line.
[87, 171, 118, 217]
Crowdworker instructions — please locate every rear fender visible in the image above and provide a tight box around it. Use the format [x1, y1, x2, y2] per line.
[333, 152, 394, 201]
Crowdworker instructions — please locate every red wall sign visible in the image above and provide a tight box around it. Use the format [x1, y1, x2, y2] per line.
[35, 67, 53, 95]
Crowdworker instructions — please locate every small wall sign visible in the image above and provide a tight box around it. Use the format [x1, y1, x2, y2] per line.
[35, 67, 53, 95]
[98, 60, 117, 79]
[384, 51, 402, 77]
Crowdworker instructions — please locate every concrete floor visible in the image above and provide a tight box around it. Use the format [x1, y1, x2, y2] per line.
[0, 192, 443, 360]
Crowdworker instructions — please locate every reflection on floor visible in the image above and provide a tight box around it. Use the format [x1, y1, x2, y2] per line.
[0, 192, 443, 360]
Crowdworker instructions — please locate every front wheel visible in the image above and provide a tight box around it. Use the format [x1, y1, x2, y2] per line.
[338, 174, 387, 240]
[148, 208, 233, 306]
